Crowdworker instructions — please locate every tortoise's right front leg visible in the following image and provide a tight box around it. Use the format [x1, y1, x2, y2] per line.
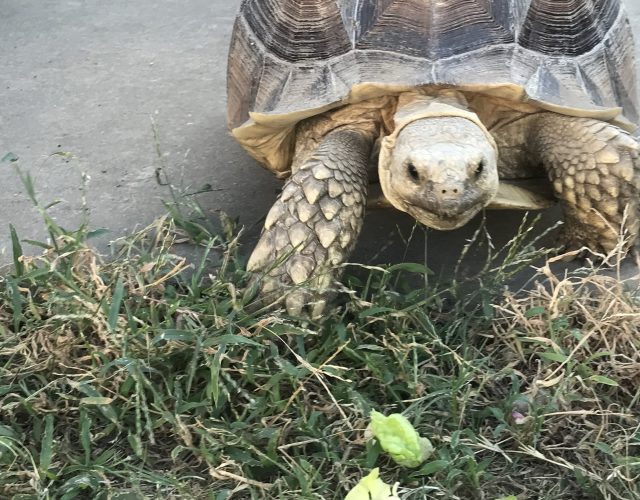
[247, 128, 372, 317]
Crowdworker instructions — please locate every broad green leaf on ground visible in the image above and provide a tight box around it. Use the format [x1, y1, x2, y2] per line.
[344, 468, 400, 500]
[368, 411, 434, 468]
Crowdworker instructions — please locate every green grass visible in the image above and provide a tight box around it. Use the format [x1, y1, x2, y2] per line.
[1, 163, 640, 499]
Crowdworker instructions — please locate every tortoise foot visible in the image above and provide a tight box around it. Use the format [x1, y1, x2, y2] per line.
[535, 115, 640, 258]
[246, 129, 372, 317]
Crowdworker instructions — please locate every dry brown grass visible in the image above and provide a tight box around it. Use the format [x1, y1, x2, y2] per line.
[483, 250, 640, 499]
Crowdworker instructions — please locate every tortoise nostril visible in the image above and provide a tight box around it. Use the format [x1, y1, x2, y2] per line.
[407, 162, 420, 181]
[453, 188, 458, 194]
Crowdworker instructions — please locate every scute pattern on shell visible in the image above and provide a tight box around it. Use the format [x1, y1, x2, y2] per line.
[351, 0, 517, 59]
[227, 0, 639, 170]
[243, 0, 352, 62]
[518, 0, 620, 56]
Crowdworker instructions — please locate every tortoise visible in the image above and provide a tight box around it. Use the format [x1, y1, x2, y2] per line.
[227, 0, 640, 316]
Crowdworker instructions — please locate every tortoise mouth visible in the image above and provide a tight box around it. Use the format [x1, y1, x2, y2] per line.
[403, 198, 486, 230]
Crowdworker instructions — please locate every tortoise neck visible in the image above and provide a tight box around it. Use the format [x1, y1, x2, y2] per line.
[391, 90, 497, 155]
[291, 100, 385, 173]
[394, 89, 471, 122]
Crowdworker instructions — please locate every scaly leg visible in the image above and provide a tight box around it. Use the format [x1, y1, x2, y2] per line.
[533, 114, 640, 255]
[247, 128, 372, 317]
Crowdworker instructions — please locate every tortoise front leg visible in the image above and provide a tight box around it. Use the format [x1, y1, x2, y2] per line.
[247, 128, 372, 317]
[532, 114, 640, 255]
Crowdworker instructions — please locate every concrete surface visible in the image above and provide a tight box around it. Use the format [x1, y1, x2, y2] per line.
[1, 0, 640, 276]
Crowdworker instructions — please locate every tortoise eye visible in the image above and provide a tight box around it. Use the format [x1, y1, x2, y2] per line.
[475, 160, 485, 176]
[407, 162, 420, 181]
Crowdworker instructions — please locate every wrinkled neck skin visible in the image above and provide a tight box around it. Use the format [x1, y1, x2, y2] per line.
[380, 91, 499, 230]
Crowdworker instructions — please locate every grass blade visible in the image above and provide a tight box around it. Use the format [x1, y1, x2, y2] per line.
[39, 414, 55, 476]
[79, 408, 92, 465]
[209, 345, 226, 407]
[7, 277, 23, 332]
[107, 276, 125, 333]
[9, 224, 24, 277]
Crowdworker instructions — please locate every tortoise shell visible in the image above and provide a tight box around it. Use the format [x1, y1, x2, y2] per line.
[227, 0, 639, 175]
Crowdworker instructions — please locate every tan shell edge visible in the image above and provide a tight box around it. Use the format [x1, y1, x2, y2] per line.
[232, 82, 634, 177]
[489, 180, 556, 210]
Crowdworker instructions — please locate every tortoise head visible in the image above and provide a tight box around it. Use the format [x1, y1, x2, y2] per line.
[380, 116, 499, 230]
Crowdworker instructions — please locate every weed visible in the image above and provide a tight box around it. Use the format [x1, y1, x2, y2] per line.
[1, 160, 639, 499]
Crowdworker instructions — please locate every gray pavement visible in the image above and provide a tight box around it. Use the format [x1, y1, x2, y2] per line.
[1, 1, 640, 275]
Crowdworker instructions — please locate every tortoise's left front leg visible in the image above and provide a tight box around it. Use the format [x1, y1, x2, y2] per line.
[532, 114, 640, 255]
